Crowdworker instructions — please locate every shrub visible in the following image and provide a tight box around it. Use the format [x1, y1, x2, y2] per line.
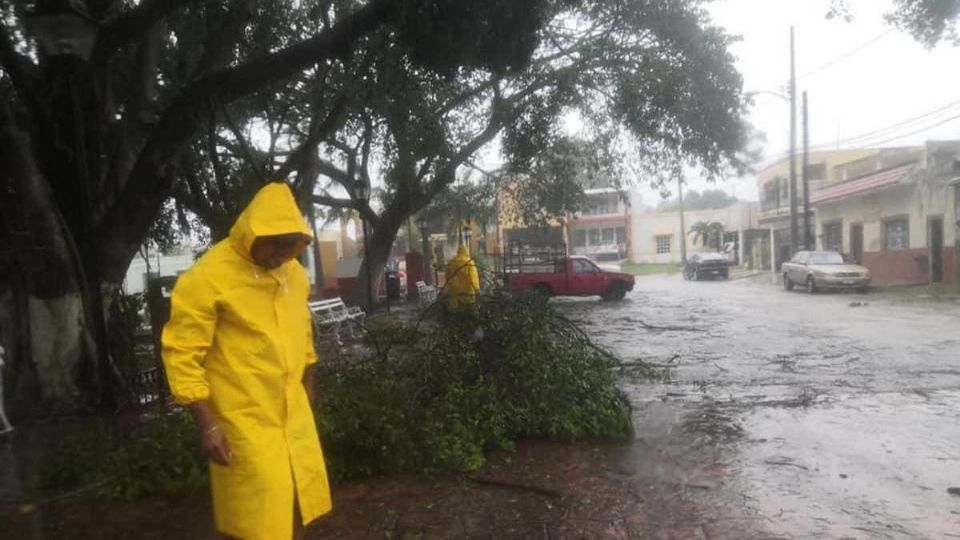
[40, 290, 653, 498]
[39, 412, 207, 500]
[315, 289, 642, 481]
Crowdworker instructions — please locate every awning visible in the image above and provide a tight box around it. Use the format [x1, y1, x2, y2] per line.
[810, 162, 915, 205]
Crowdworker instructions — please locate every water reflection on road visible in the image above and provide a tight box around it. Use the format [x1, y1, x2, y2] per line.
[555, 274, 960, 538]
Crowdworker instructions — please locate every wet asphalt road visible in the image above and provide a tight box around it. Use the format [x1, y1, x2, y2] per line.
[555, 274, 960, 539]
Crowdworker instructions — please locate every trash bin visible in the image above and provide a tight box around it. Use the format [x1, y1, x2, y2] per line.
[385, 270, 401, 300]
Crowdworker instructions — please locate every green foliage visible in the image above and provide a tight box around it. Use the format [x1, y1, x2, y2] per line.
[40, 413, 207, 501]
[620, 263, 683, 276]
[315, 290, 638, 482]
[687, 221, 726, 249]
[656, 189, 738, 213]
[886, 0, 960, 46]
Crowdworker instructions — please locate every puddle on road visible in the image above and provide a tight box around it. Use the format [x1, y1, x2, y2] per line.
[553, 278, 960, 538]
[736, 390, 960, 538]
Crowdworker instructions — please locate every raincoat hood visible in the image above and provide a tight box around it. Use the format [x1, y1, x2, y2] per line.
[455, 244, 469, 259]
[229, 182, 311, 261]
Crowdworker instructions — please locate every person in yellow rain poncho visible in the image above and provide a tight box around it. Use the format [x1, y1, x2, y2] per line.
[443, 244, 480, 310]
[162, 182, 330, 540]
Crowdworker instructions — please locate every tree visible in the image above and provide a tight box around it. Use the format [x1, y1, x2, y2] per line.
[829, 0, 960, 46]
[291, 0, 750, 306]
[688, 221, 725, 251]
[0, 0, 556, 418]
[658, 189, 738, 213]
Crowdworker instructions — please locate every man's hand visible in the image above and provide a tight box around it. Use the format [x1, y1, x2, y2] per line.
[201, 425, 233, 466]
[188, 400, 232, 466]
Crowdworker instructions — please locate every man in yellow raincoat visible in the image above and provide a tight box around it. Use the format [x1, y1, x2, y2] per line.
[443, 244, 480, 309]
[163, 182, 330, 539]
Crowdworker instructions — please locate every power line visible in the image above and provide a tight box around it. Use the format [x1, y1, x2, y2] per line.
[797, 30, 894, 80]
[862, 112, 960, 146]
[808, 97, 960, 151]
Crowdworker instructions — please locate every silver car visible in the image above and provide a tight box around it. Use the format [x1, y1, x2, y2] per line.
[782, 251, 871, 293]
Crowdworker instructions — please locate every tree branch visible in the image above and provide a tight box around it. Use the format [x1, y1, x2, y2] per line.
[312, 193, 378, 223]
[97, 0, 196, 54]
[219, 100, 265, 183]
[96, 0, 395, 278]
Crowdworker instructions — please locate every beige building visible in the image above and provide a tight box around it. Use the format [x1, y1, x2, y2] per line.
[630, 202, 761, 265]
[811, 141, 960, 285]
[755, 147, 935, 270]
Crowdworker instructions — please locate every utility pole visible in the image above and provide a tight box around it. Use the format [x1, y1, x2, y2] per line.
[788, 26, 799, 255]
[802, 91, 812, 250]
[678, 176, 687, 265]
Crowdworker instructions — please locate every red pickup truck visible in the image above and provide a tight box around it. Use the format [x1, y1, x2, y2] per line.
[507, 256, 635, 300]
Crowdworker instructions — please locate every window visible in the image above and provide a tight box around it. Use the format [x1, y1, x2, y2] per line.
[573, 229, 587, 248]
[584, 195, 619, 215]
[573, 259, 598, 273]
[615, 226, 626, 245]
[884, 219, 909, 250]
[791, 252, 808, 264]
[804, 163, 826, 181]
[602, 227, 615, 244]
[954, 184, 960, 226]
[655, 234, 672, 254]
[823, 222, 842, 252]
[588, 229, 601, 246]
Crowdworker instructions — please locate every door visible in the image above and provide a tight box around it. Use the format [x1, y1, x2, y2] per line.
[930, 218, 944, 283]
[850, 224, 864, 265]
[569, 258, 602, 295]
[787, 252, 807, 283]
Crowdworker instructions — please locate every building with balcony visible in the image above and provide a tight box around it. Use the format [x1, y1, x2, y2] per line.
[754, 147, 921, 270]
[810, 141, 960, 285]
[567, 188, 638, 261]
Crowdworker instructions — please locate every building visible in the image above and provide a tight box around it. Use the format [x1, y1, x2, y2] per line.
[753, 146, 950, 271]
[630, 202, 761, 264]
[497, 185, 641, 261]
[756, 148, 884, 271]
[811, 141, 960, 285]
[567, 188, 640, 261]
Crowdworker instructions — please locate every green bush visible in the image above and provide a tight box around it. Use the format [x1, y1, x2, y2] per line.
[315, 289, 639, 482]
[40, 412, 207, 500]
[39, 290, 650, 498]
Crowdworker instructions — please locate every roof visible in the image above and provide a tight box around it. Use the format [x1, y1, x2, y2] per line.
[810, 162, 916, 205]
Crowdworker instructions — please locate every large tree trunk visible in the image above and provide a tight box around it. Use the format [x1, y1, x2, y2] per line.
[0, 109, 122, 420]
[350, 210, 408, 310]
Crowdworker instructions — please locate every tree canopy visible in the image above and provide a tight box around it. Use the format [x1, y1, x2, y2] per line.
[0, 0, 750, 414]
[830, 0, 960, 46]
[657, 188, 738, 213]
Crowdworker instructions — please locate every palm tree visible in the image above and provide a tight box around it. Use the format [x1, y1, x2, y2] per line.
[688, 221, 726, 251]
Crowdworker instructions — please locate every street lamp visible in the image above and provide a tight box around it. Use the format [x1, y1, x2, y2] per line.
[354, 182, 373, 310]
[463, 227, 473, 257]
[28, 2, 114, 405]
[416, 216, 431, 285]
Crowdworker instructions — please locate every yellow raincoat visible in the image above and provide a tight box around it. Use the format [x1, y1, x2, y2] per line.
[162, 183, 330, 539]
[444, 244, 480, 309]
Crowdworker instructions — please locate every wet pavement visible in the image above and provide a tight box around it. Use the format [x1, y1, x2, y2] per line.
[4, 274, 960, 539]
[557, 273, 960, 539]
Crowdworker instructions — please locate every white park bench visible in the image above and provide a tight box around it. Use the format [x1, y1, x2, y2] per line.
[416, 281, 438, 307]
[309, 298, 366, 346]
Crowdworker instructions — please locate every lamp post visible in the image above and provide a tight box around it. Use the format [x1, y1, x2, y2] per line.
[463, 227, 473, 257]
[417, 216, 431, 285]
[354, 183, 373, 310]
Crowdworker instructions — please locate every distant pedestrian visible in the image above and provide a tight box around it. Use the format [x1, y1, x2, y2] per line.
[163, 183, 330, 540]
[444, 244, 480, 310]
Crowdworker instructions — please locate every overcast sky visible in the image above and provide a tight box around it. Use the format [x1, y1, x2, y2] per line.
[660, 0, 960, 204]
